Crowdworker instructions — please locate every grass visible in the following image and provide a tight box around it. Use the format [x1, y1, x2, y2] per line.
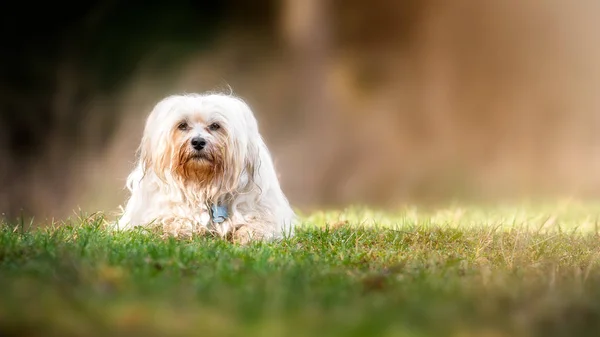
[2, 200, 600, 337]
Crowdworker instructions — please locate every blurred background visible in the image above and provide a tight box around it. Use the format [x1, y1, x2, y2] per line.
[2, 0, 600, 222]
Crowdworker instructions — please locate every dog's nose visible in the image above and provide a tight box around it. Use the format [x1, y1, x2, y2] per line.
[190, 137, 207, 150]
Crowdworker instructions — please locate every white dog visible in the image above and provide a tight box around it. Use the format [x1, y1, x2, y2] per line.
[115, 92, 295, 242]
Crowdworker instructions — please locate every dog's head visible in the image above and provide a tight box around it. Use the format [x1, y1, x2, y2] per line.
[139, 93, 261, 191]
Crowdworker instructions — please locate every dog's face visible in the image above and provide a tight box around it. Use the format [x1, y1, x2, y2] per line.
[140, 94, 259, 187]
[170, 107, 228, 182]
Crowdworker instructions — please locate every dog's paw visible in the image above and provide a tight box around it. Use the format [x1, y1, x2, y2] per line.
[230, 225, 260, 245]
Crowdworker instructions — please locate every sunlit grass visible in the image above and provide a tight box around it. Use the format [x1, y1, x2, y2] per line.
[305, 199, 600, 232]
[2, 201, 600, 337]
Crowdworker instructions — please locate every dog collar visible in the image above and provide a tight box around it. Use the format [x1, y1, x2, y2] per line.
[211, 204, 229, 223]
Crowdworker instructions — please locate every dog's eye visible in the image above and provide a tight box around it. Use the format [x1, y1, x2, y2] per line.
[177, 122, 189, 131]
[208, 123, 220, 131]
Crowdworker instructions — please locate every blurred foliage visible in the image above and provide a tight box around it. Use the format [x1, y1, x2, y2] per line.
[3, 0, 600, 219]
[0, 0, 269, 157]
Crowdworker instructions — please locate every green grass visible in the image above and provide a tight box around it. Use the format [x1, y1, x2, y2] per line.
[2, 201, 600, 337]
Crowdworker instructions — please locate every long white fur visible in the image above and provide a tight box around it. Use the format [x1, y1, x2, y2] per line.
[115, 92, 295, 240]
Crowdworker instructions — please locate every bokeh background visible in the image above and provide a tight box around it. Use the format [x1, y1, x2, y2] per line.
[2, 0, 600, 222]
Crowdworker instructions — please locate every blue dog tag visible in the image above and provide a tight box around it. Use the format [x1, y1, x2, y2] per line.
[211, 204, 229, 223]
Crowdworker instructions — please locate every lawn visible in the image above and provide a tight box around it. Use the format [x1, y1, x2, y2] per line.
[2, 200, 600, 337]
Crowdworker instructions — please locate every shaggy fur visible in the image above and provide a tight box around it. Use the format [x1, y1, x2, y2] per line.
[115, 93, 295, 241]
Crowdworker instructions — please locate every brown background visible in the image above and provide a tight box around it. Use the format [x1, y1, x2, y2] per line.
[2, 0, 600, 221]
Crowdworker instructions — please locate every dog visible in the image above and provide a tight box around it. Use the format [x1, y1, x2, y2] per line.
[115, 92, 295, 243]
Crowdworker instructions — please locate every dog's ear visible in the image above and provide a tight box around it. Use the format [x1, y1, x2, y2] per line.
[139, 127, 175, 182]
[138, 133, 155, 177]
[139, 140, 149, 174]
[244, 141, 261, 193]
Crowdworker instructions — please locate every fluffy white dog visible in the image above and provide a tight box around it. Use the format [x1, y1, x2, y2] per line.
[115, 92, 295, 242]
